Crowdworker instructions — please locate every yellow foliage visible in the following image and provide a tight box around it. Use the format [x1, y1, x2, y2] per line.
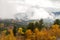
[0, 24, 60, 40]
[34, 28, 39, 35]
[18, 28, 24, 34]
[49, 36, 56, 40]
[7, 29, 16, 40]
[25, 29, 32, 35]
[25, 29, 33, 39]
[52, 24, 59, 29]
[25, 38, 31, 40]
[34, 28, 39, 32]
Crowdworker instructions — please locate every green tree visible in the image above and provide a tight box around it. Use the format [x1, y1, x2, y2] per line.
[13, 25, 17, 36]
[54, 19, 60, 25]
[39, 19, 44, 30]
[27, 22, 35, 31]
[34, 21, 39, 28]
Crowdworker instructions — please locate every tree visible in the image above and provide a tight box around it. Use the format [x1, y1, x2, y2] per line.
[34, 22, 39, 28]
[25, 29, 32, 39]
[54, 19, 60, 25]
[27, 22, 35, 31]
[39, 19, 44, 30]
[18, 27, 24, 35]
[13, 25, 17, 36]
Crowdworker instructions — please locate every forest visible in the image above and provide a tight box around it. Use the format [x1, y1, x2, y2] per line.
[0, 19, 60, 40]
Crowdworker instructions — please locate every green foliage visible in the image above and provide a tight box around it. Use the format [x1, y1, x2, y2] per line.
[27, 19, 45, 31]
[38, 19, 44, 30]
[34, 22, 39, 27]
[54, 19, 60, 25]
[27, 22, 35, 31]
[13, 25, 17, 36]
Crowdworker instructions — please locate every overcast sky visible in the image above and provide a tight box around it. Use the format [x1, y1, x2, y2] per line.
[0, 0, 60, 19]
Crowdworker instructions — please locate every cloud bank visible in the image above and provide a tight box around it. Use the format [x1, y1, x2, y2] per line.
[0, 0, 60, 19]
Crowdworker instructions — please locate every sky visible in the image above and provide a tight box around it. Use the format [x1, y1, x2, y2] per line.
[0, 0, 60, 19]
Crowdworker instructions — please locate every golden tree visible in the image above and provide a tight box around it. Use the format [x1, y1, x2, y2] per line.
[34, 28, 40, 40]
[18, 28, 24, 34]
[7, 28, 16, 40]
[51, 24, 60, 36]
[25, 29, 33, 40]
[0, 31, 6, 40]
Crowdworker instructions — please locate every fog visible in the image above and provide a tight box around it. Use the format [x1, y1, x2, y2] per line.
[0, 0, 60, 19]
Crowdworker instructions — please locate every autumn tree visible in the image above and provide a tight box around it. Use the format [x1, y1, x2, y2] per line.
[25, 29, 33, 40]
[18, 27, 24, 35]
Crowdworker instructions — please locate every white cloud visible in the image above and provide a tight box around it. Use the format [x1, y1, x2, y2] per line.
[0, 0, 59, 19]
[30, 8, 50, 19]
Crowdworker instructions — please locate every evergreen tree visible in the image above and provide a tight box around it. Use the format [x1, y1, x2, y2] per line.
[13, 25, 17, 36]
[27, 22, 35, 31]
[54, 19, 60, 25]
[39, 19, 44, 30]
[34, 21, 39, 28]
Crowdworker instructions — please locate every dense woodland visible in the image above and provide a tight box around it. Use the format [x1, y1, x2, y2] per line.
[0, 19, 60, 40]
